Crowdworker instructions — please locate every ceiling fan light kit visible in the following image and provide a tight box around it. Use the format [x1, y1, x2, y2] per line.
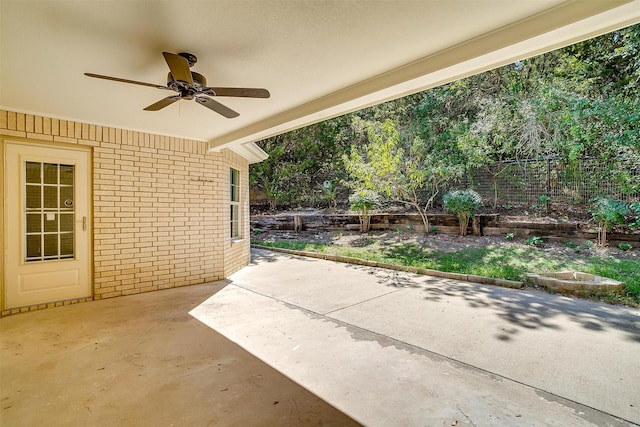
[85, 52, 270, 118]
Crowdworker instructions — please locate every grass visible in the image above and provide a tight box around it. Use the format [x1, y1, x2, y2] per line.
[254, 239, 640, 306]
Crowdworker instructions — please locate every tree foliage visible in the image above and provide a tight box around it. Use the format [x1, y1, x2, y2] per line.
[250, 24, 640, 212]
[590, 198, 629, 246]
[443, 190, 483, 236]
[343, 118, 464, 232]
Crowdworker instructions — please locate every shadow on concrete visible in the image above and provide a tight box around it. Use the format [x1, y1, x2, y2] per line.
[342, 262, 420, 289]
[419, 279, 640, 343]
[1, 281, 359, 426]
[250, 248, 328, 265]
[250, 249, 281, 264]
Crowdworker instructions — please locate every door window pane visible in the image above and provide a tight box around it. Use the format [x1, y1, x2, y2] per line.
[43, 163, 58, 184]
[26, 235, 41, 258]
[60, 187, 74, 209]
[26, 162, 41, 183]
[60, 165, 74, 185]
[44, 234, 58, 257]
[44, 213, 58, 233]
[27, 214, 41, 233]
[60, 234, 74, 257]
[44, 186, 58, 209]
[26, 186, 41, 209]
[60, 214, 74, 232]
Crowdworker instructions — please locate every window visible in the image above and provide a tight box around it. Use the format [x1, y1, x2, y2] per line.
[230, 168, 240, 239]
[24, 162, 75, 262]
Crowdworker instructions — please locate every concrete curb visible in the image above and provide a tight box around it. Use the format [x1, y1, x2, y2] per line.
[252, 244, 524, 290]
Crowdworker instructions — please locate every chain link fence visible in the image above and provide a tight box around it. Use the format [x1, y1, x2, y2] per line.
[452, 157, 640, 209]
[251, 157, 640, 212]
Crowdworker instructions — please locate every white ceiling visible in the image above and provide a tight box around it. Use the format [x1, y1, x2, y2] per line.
[2, 1, 639, 162]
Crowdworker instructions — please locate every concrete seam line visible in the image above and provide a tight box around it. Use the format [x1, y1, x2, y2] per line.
[322, 288, 405, 316]
[251, 245, 524, 290]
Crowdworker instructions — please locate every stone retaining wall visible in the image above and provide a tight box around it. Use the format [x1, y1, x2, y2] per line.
[251, 213, 640, 245]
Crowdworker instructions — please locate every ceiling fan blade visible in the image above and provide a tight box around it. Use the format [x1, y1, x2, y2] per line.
[84, 73, 167, 89]
[143, 95, 181, 111]
[195, 96, 239, 118]
[204, 87, 270, 98]
[162, 52, 193, 86]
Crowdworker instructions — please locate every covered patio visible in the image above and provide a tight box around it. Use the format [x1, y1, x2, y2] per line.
[2, 1, 640, 425]
[3, 249, 638, 425]
[2, 0, 639, 311]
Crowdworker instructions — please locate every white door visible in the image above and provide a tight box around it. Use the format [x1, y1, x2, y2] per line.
[4, 141, 92, 309]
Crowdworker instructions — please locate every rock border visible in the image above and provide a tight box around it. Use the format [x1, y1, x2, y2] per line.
[252, 244, 524, 289]
[524, 271, 625, 295]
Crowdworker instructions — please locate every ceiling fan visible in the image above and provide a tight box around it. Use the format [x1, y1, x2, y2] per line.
[84, 52, 270, 118]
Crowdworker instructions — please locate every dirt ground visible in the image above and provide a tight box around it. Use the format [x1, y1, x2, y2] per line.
[253, 228, 640, 261]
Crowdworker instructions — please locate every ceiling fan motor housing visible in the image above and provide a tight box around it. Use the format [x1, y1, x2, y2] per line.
[167, 71, 207, 93]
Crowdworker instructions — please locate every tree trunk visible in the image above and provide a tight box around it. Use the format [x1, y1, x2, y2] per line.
[597, 224, 608, 246]
[359, 207, 370, 233]
[293, 215, 303, 233]
[459, 214, 470, 236]
[493, 177, 498, 210]
[410, 202, 430, 234]
[472, 217, 481, 236]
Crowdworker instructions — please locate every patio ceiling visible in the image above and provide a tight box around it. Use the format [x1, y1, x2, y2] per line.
[2, 1, 639, 162]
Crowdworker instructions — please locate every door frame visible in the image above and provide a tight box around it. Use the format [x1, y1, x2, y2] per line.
[1, 137, 93, 311]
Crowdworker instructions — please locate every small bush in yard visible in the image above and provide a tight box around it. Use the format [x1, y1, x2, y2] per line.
[589, 198, 628, 246]
[526, 236, 544, 247]
[443, 189, 482, 236]
[629, 202, 640, 230]
[618, 243, 633, 251]
[349, 189, 379, 233]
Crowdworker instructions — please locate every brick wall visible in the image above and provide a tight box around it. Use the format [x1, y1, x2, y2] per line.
[0, 110, 250, 314]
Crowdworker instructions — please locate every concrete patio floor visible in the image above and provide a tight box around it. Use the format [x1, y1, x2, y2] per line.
[0, 281, 358, 426]
[3, 248, 639, 426]
[191, 249, 640, 426]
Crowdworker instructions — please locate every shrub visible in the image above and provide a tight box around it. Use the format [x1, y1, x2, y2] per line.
[505, 232, 515, 240]
[349, 189, 379, 233]
[321, 180, 338, 209]
[618, 243, 633, 251]
[526, 236, 544, 247]
[443, 189, 482, 236]
[589, 198, 628, 246]
[629, 202, 640, 230]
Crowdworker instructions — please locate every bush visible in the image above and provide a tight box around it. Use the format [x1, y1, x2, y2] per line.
[589, 198, 628, 246]
[618, 243, 633, 251]
[443, 189, 482, 236]
[629, 202, 640, 230]
[526, 236, 544, 247]
[349, 189, 379, 233]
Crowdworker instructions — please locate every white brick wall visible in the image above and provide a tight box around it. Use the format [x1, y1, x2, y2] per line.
[0, 110, 250, 315]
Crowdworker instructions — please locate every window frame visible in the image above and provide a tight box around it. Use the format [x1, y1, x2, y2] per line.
[230, 168, 241, 240]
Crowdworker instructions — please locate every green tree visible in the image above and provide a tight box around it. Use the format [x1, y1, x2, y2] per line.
[344, 118, 464, 233]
